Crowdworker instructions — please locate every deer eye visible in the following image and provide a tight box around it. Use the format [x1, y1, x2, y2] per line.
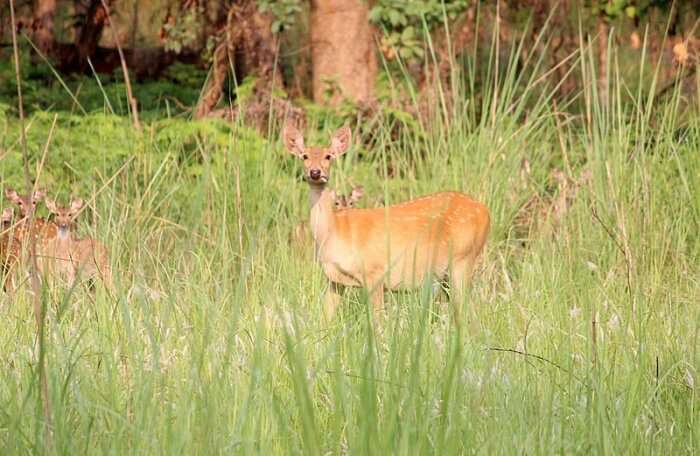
[325, 155, 332, 160]
[302, 154, 309, 160]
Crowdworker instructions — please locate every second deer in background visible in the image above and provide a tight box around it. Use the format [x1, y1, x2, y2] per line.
[44, 198, 114, 292]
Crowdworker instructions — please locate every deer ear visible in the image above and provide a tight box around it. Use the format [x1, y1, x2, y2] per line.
[44, 198, 57, 213]
[282, 125, 305, 157]
[70, 198, 84, 212]
[5, 188, 19, 202]
[330, 126, 351, 157]
[32, 189, 46, 201]
[350, 185, 364, 202]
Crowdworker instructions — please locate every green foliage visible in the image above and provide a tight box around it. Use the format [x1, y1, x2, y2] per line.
[592, 0, 672, 20]
[0, 52, 204, 117]
[369, 0, 469, 62]
[259, 0, 303, 33]
[162, 5, 203, 54]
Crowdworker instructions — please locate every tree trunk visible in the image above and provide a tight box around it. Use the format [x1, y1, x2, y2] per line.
[310, 0, 376, 105]
[33, 0, 56, 54]
[75, 0, 109, 69]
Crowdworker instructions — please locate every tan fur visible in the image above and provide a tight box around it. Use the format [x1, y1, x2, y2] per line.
[283, 125, 490, 326]
[3, 188, 59, 292]
[1, 207, 21, 294]
[44, 198, 114, 292]
[291, 186, 365, 250]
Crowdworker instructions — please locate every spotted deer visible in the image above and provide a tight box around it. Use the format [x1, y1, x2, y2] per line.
[283, 125, 490, 326]
[4, 188, 58, 242]
[4, 188, 59, 284]
[1, 207, 21, 293]
[44, 198, 114, 292]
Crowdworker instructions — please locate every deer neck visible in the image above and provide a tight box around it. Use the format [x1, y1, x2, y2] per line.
[56, 226, 73, 244]
[308, 183, 336, 244]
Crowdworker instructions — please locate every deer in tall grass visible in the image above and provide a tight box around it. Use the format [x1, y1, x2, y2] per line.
[44, 198, 114, 292]
[282, 125, 491, 326]
[4, 188, 59, 287]
[1, 207, 21, 294]
[4, 188, 58, 244]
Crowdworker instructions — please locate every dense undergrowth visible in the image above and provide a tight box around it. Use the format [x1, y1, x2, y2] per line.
[0, 35, 699, 455]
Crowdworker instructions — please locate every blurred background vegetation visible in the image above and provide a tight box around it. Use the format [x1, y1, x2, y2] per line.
[1, 1, 698, 192]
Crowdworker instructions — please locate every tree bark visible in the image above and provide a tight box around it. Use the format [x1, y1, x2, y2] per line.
[75, 0, 109, 70]
[32, 0, 56, 54]
[310, 0, 376, 105]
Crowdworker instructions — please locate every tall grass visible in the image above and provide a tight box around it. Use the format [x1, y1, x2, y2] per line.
[0, 24, 698, 455]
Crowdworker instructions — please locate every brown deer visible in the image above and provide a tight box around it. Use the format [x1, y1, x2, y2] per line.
[4, 188, 58, 242]
[44, 198, 114, 292]
[1, 207, 21, 294]
[282, 125, 491, 326]
[4, 188, 58, 284]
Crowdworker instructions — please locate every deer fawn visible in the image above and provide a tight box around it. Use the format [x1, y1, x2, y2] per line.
[44, 198, 114, 292]
[291, 185, 365, 249]
[4, 188, 59, 286]
[283, 125, 490, 326]
[4, 188, 58, 243]
[1, 207, 21, 294]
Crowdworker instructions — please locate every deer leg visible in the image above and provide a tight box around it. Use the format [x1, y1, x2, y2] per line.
[102, 265, 116, 294]
[367, 281, 385, 329]
[449, 256, 477, 329]
[2, 264, 16, 297]
[323, 282, 343, 322]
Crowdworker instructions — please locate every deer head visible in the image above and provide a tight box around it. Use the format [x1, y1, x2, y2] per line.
[283, 125, 351, 185]
[45, 198, 84, 240]
[334, 185, 364, 209]
[4, 188, 47, 218]
[1, 207, 13, 229]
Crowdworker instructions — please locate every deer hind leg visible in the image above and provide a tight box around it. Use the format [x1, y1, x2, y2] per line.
[366, 280, 385, 330]
[323, 282, 343, 322]
[449, 256, 477, 329]
[101, 265, 115, 294]
[2, 261, 17, 297]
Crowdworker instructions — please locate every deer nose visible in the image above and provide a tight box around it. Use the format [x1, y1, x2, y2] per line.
[309, 169, 321, 181]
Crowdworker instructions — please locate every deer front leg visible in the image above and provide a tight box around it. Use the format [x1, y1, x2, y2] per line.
[449, 256, 477, 330]
[323, 282, 344, 322]
[367, 280, 385, 329]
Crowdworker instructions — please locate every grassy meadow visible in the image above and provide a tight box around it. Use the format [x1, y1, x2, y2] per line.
[0, 36, 699, 454]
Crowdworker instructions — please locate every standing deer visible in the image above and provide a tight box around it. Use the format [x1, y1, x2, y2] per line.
[44, 198, 114, 292]
[4, 188, 58, 285]
[4, 188, 58, 242]
[1, 207, 21, 294]
[282, 125, 491, 326]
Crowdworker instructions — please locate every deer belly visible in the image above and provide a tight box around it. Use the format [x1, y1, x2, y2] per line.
[382, 242, 452, 289]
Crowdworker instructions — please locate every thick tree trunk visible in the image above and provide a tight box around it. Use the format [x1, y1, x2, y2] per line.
[75, 0, 109, 69]
[33, 0, 56, 54]
[310, 0, 376, 105]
